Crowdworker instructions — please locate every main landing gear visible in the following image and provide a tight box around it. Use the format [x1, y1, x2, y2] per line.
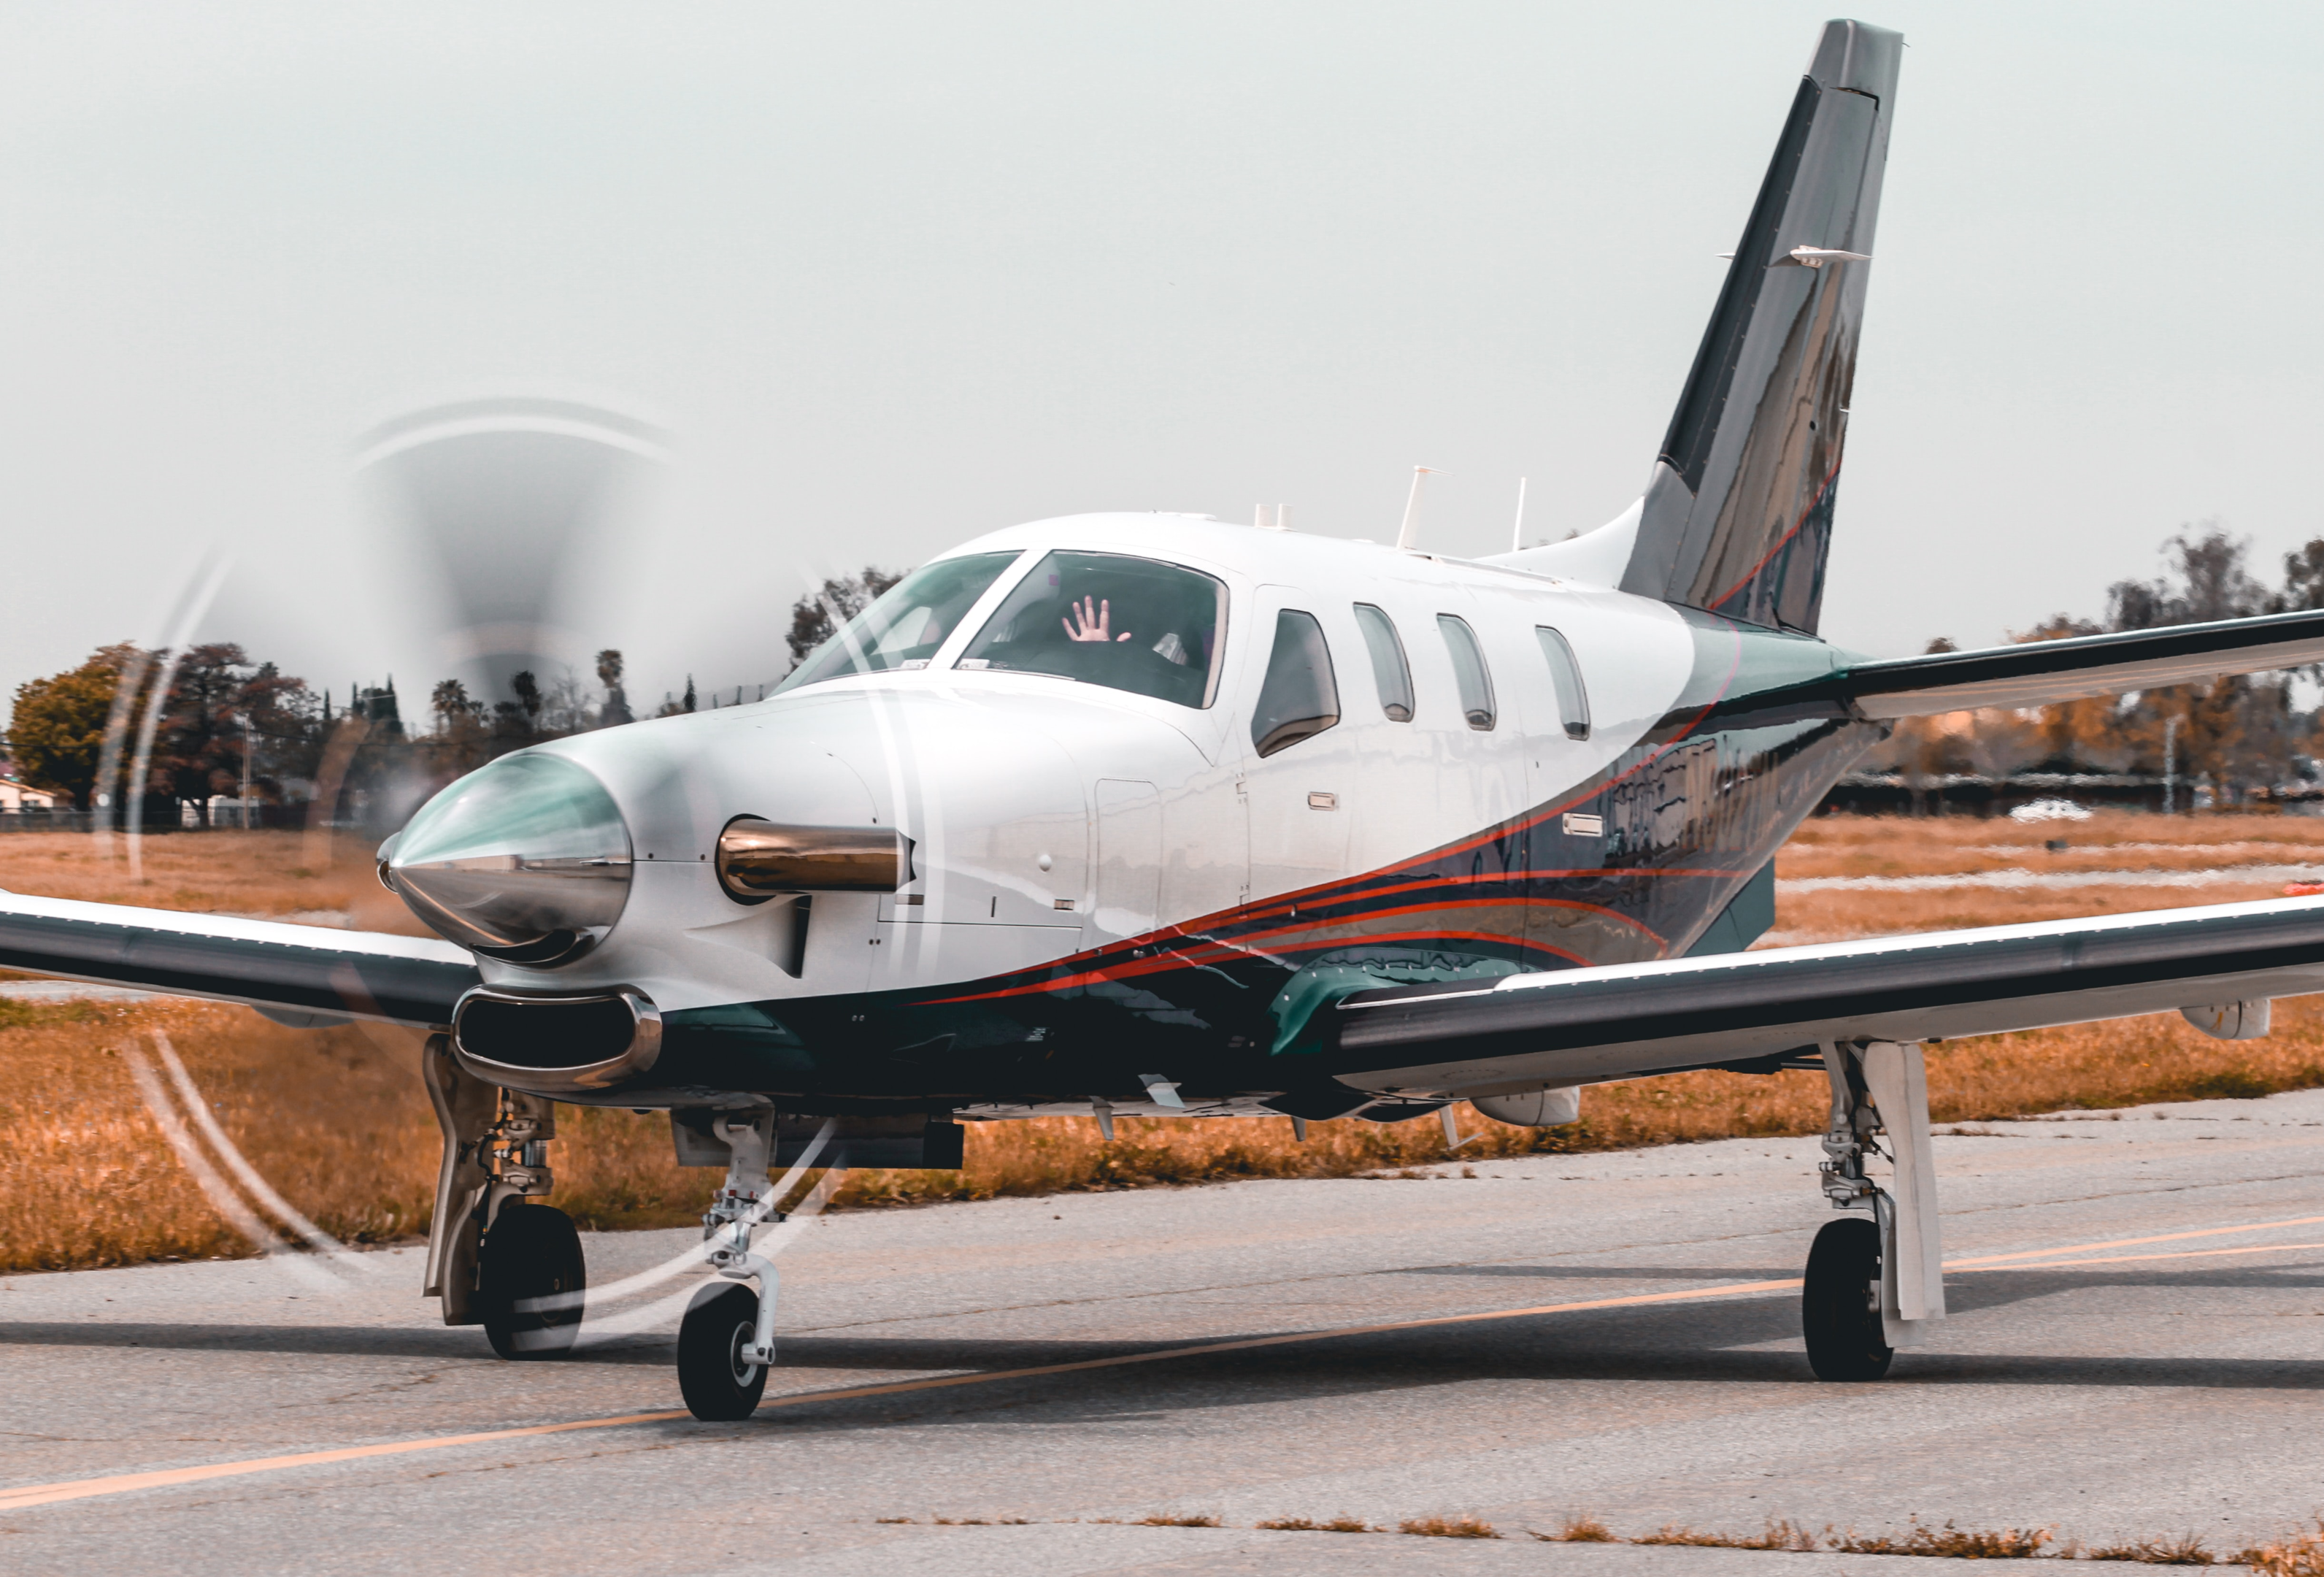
[1803, 1040, 1944, 1381]
[423, 1035, 586, 1358]
[677, 1110, 782, 1421]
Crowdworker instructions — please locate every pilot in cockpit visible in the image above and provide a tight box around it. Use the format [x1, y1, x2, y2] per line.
[959, 551, 1226, 707]
[1059, 594, 1196, 669]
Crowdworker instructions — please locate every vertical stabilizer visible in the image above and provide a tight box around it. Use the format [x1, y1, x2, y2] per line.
[1619, 19, 1901, 633]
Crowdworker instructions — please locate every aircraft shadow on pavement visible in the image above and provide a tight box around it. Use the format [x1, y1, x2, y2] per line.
[10, 1260, 2321, 1416]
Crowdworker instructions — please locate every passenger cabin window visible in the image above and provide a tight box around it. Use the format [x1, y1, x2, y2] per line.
[1436, 614, 1496, 731]
[1352, 604, 1414, 721]
[1534, 626, 1591, 740]
[956, 550, 1227, 708]
[778, 552, 1021, 693]
[1250, 610, 1341, 757]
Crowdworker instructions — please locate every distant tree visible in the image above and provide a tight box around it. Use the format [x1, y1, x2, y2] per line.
[2281, 537, 2324, 614]
[430, 679, 477, 732]
[596, 649, 633, 727]
[509, 670, 543, 723]
[786, 567, 905, 667]
[8, 645, 136, 809]
[539, 669, 589, 734]
[2100, 523, 2279, 801]
[2106, 521, 2266, 632]
[143, 643, 321, 826]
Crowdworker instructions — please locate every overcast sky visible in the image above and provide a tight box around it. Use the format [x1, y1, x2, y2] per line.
[3, 1, 2320, 724]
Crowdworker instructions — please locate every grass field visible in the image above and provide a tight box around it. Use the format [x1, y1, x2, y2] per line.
[4, 812, 2321, 1273]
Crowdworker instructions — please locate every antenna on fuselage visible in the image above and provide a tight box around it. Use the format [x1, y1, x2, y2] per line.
[1510, 477, 1528, 553]
[1253, 504, 1290, 532]
[1395, 466, 1440, 550]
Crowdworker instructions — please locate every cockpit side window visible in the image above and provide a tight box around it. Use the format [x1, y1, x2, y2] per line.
[777, 552, 1022, 694]
[957, 550, 1228, 708]
[1250, 610, 1341, 758]
[1352, 603, 1414, 722]
[1436, 614, 1496, 730]
[1534, 625, 1591, 740]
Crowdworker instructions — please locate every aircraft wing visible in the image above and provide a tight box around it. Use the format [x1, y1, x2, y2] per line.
[1836, 608, 2324, 717]
[0, 891, 478, 1028]
[1323, 898, 2324, 1097]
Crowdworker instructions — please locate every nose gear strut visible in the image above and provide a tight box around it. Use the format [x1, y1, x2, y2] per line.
[678, 1110, 784, 1419]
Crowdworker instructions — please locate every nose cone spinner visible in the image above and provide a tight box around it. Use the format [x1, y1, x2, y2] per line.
[382, 753, 632, 964]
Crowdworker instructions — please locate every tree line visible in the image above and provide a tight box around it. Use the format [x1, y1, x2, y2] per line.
[1871, 523, 2324, 808]
[1, 568, 903, 824]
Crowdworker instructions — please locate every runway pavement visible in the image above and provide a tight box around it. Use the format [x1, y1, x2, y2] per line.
[6, 1091, 2324, 1576]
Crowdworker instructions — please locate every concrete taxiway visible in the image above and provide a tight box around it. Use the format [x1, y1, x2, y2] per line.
[6, 1091, 2324, 1576]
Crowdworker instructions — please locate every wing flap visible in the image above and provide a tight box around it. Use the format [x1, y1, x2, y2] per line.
[1324, 898, 2324, 1097]
[0, 892, 479, 1027]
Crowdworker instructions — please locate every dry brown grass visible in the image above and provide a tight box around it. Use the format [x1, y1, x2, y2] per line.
[1539, 1513, 1617, 1543]
[1256, 1517, 1374, 1533]
[0, 830, 428, 934]
[1763, 881, 2296, 948]
[10, 815, 2324, 1274]
[1398, 1516, 1499, 1539]
[1826, 1519, 2052, 1559]
[1633, 1520, 1820, 1551]
[2244, 1524, 2324, 1576]
[1782, 808, 2324, 879]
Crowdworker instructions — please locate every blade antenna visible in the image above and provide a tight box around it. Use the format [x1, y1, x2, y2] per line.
[1394, 467, 1440, 551]
[1510, 477, 1528, 554]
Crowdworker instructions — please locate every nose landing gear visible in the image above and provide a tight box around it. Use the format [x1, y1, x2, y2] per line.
[680, 1111, 785, 1421]
[1804, 1040, 1944, 1381]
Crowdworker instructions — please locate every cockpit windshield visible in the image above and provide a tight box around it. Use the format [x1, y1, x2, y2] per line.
[956, 550, 1228, 708]
[777, 552, 1022, 694]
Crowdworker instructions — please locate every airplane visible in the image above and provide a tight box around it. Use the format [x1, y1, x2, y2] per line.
[12, 15, 2324, 1421]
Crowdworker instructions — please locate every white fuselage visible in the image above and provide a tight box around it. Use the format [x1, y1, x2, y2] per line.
[488, 513, 1703, 1015]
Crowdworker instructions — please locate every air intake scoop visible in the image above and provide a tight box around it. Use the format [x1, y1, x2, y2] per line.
[383, 753, 632, 965]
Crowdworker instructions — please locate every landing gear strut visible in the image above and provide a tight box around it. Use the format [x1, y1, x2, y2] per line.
[678, 1110, 782, 1420]
[1804, 1040, 1944, 1381]
[422, 1035, 584, 1357]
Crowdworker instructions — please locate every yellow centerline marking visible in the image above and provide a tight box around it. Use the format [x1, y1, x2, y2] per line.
[1963, 1240, 2324, 1272]
[1944, 1213, 2324, 1268]
[8, 1213, 2324, 1513]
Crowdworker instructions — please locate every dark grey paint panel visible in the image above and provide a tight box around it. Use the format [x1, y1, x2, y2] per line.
[1623, 18, 1901, 634]
[1327, 901, 2324, 1090]
[0, 909, 480, 1027]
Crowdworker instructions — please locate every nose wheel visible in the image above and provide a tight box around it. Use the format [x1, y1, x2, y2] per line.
[678, 1283, 769, 1419]
[1801, 1216, 1892, 1381]
[477, 1202, 586, 1360]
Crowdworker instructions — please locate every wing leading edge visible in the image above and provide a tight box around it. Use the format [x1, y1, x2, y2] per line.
[0, 891, 479, 1027]
[1818, 609, 2324, 719]
[1323, 898, 2324, 1097]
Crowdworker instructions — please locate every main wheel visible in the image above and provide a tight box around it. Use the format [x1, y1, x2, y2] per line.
[678, 1283, 768, 1421]
[1802, 1216, 1893, 1381]
[477, 1203, 585, 1361]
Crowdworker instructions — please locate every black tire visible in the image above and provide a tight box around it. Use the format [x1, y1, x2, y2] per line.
[477, 1203, 585, 1361]
[1802, 1216, 1893, 1381]
[678, 1283, 768, 1421]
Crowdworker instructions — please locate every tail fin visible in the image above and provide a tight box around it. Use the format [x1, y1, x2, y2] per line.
[1618, 18, 1901, 634]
